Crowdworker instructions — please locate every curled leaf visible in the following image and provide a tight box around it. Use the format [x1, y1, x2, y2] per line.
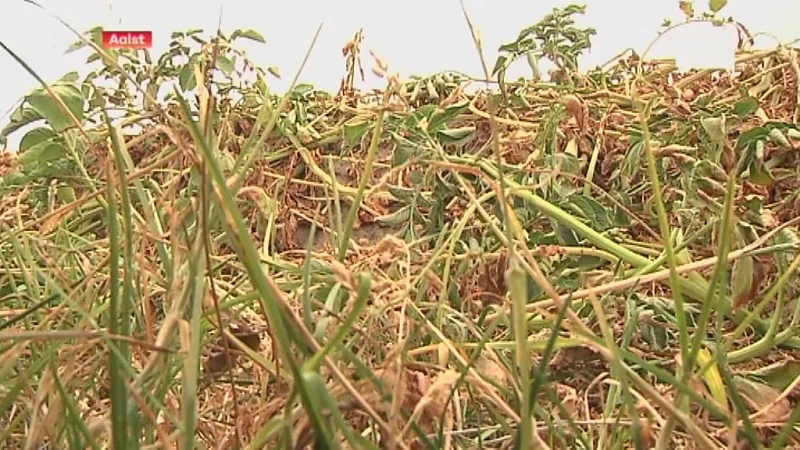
[731, 254, 764, 310]
[768, 128, 791, 148]
[697, 348, 728, 413]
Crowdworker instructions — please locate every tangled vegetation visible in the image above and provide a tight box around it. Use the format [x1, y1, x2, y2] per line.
[1, 3, 800, 449]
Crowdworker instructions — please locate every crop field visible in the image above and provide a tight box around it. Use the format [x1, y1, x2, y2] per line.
[1, 4, 800, 449]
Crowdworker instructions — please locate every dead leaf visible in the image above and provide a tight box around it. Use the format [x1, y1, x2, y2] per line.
[477, 353, 511, 389]
[732, 255, 765, 311]
[562, 94, 587, 132]
[733, 376, 791, 423]
[749, 359, 800, 392]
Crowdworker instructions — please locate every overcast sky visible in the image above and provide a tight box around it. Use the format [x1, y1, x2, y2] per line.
[1, 0, 798, 148]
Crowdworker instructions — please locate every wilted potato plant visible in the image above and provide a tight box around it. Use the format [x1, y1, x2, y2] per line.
[1, 2, 800, 449]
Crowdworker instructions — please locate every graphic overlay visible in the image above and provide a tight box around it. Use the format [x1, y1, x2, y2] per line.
[101, 31, 153, 49]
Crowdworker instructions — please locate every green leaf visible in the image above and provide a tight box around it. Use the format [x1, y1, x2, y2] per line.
[234, 29, 266, 43]
[0, 106, 44, 143]
[26, 85, 85, 133]
[735, 127, 768, 150]
[733, 97, 758, 117]
[387, 186, 417, 205]
[390, 132, 417, 166]
[405, 104, 436, 129]
[216, 55, 235, 76]
[750, 360, 800, 391]
[746, 159, 775, 186]
[19, 127, 56, 151]
[292, 84, 315, 96]
[435, 126, 475, 146]
[621, 140, 644, 178]
[569, 194, 612, 231]
[428, 101, 470, 132]
[18, 141, 69, 166]
[709, 0, 728, 13]
[56, 185, 76, 203]
[58, 72, 80, 84]
[87, 26, 105, 44]
[491, 55, 508, 77]
[179, 63, 197, 91]
[554, 221, 580, 246]
[342, 117, 373, 145]
[66, 27, 104, 53]
[65, 40, 87, 53]
[376, 206, 411, 227]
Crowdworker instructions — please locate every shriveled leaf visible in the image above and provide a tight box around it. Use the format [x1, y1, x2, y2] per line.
[223, 323, 262, 351]
[773, 228, 799, 269]
[733, 376, 791, 423]
[731, 254, 757, 310]
[768, 128, 791, 148]
[700, 115, 726, 143]
[750, 360, 800, 392]
[204, 350, 238, 374]
[564, 138, 579, 156]
[477, 353, 511, 388]
[425, 79, 439, 100]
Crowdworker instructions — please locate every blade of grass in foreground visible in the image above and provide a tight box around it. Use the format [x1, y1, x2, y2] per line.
[106, 114, 141, 448]
[51, 360, 102, 450]
[174, 93, 338, 447]
[104, 145, 131, 449]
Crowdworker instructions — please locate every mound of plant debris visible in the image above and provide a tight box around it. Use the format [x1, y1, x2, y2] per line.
[1, 6, 800, 449]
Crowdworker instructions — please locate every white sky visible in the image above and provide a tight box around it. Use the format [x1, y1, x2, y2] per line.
[1, 0, 798, 148]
